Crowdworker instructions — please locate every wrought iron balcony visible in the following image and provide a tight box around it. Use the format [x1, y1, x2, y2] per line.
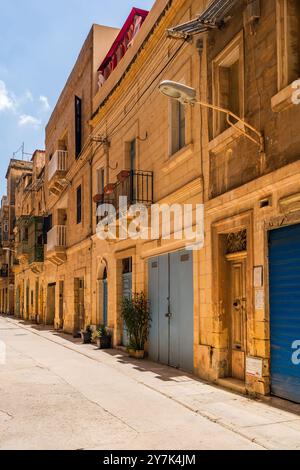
[96, 170, 153, 223]
[46, 225, 67, 266]
[16, 240, 29, 260]
[28, 217, 45, 266]
[15, 216, 31, 262]
[48, 150, 68, 196]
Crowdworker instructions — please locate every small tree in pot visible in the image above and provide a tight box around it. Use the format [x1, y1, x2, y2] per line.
[92, 325, 112, 349]
[81, 325, 92, 344]
[121, 292, 151, 359]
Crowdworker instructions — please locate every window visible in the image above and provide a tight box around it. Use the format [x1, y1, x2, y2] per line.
[75, 96, 82, 159]
[170, 100, 186, 155]
[97, 168, 105, 194]
[277, 0, 300, 90]
[122, 257, 132, 274]
[130, 139, 136, 170]
[22, 227, 29, 242]
[212, 32, 244, 137]
[76, 185, 82, 224]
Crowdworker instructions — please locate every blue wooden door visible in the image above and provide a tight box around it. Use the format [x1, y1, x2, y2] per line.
[148, 250, 194, 372]
[102, 279, 108, 326]
[269, 224, 300, 403]
[122, 272, 132, 346]
[148, 255, 169, 365]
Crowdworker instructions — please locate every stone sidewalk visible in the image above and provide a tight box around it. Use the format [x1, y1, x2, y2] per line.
[1, 316, 300, 450]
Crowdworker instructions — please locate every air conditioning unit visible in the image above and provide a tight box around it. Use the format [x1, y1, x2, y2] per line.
[247, 0, 261, 22]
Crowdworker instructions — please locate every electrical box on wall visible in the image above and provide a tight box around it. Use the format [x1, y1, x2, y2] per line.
[247, 0, 261, 22]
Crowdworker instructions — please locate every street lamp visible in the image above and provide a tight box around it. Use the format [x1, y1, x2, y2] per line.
[159, 80, 264, 153]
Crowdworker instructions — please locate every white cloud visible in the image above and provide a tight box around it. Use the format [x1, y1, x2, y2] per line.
[0, 80, 15, 111]
[39, 95, 50, 111]
[25, 90, 34, 102]
[18, 114, 41, 128]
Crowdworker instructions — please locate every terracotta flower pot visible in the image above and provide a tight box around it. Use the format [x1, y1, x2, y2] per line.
[93, 193, 104, 203]
[117, 170, 131, 183]
[104, 183, 116, 195]
[128, 349, 145, 359]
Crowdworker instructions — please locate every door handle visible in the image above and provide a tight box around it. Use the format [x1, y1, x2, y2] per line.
[165, 313, 172, 319]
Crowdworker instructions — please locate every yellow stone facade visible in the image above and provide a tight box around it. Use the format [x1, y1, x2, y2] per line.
[2, 0, 300, 401]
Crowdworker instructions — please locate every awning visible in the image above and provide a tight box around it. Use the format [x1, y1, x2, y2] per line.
[167, 0, 240, 39]
[97, 8, 149, 72]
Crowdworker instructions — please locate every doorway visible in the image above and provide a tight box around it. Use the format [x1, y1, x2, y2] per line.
[148, 250, 194, 372]
[58, 280, 64, 329]
[226, 252, 247, 381]
[122, 258, 132, 347]
[74, 278, 85, 334]
[269, 224, 300, 403]
[47, 283, 56, 325]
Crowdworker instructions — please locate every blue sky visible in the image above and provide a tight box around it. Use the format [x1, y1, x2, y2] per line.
[0, 0, 155, 197]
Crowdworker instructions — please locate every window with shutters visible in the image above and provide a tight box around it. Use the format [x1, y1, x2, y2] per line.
[76, 185, 82, 225]
[169, 99, 186, 156]
[75, 96, 82, 159]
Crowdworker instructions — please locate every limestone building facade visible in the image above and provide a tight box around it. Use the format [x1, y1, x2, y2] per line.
[2, 0, 300, 403]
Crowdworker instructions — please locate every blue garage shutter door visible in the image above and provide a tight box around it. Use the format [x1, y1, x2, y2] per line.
[269, 224, 300, 403]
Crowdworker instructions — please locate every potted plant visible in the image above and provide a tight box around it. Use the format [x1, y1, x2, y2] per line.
[117, 170, 131, 183]
[121, 292, 151, 359]
[81, 325, 92, 344]
[93, 193, 104, 204]
[92, 325, 112, 349]
[103, 183, 116, 195]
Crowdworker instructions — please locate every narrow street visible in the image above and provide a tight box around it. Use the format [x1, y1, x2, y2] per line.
[0, 316, 300, 450]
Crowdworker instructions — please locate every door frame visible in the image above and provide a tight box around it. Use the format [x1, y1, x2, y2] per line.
[212, 211, 253, 381]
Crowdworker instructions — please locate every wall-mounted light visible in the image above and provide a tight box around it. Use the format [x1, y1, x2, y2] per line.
[159, 80, 265, 153]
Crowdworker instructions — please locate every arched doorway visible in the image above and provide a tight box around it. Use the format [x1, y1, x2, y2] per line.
[102, 267, 108, 326]
[97, 261, 108, 327]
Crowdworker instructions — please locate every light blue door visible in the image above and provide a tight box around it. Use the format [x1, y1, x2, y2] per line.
[148, 250, 194, 372]
[122, 272, 132, 346]
[102, 279, 108, 326]
[148, 255, 169, 365]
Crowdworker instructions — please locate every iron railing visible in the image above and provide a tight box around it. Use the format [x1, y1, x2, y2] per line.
[96, 170, 153, 223]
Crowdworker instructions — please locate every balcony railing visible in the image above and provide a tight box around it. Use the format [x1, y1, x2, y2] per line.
[96, 170, 153, 223]
[47, 226, 67, 251]
[28, 217, 45, 265]
[48, 150, 68, 182]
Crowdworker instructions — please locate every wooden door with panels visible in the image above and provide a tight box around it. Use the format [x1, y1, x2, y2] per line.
[226, 252, 247, 381]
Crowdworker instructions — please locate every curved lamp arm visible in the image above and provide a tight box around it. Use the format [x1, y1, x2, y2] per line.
[195, 100, 264, 153]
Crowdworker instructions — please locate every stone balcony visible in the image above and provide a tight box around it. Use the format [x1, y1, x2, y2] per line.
[48, 150, 68, 196]
[46, 225, 67, 266]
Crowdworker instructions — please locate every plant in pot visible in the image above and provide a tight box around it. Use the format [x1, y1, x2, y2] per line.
[121, 292, 151, 359]
[81, 325, 92, 344]
[93, 325, 112, 349]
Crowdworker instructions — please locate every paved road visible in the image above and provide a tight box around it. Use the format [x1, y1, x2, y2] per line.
[0, 316, 300, 450]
